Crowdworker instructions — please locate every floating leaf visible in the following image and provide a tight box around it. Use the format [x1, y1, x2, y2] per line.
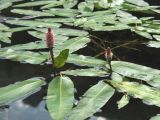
[28, 31, 69, 44]
[67, 54, 106, 67]
[47, 76, 74, 120]
[62, 68, 107, 76]
[146, 41, 160, 48]
[0, 32, 11, 43]
[122, 3, 154, 13]
[117, 95, 130, 109]
[41, 1, 63, 9]
[36, 18, 75, 23]
[0, 23, 9, 31]
[95, 0, 110, 9]
[133, 30, 152, 39]
[14, 1, 54, 7]
[6, 27, 32, 32]
[54, 49, 69, 68]
[0, 77, 45, 105]
[68, 81, 114, 120]
[153, 35, 160, 41]
[2, 41, 46, 51]
[110, 80, 160, 107]
[112, 61, 160, 88]
[44, 8, 78, 17]
[62, 0, 78, 9]
[36, 27, 88, 37]
[78, 2, 94, 13]
[83, 21, 130, 31]
[150, 114, 160, 120]
[54, 36, 90, 54]
[0, 49, 48, 64]
[11, 9, 54, 16]
[6, 20, 61, 28]
[125, 0, 149, 7]
[0, 2, 12, 11]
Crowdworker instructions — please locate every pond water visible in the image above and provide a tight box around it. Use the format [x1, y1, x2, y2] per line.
[0, 0, 160, 120]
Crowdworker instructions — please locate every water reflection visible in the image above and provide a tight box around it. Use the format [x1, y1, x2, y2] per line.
[0, 100, 51, 120]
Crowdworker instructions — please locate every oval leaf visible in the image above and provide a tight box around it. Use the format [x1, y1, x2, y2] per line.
[68, 81, 114, 120]
[0, 77, 45, 106]
[47, 76, 74, 120]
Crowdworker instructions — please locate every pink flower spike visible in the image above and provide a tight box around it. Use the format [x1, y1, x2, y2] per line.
[46, 28, 55, 48]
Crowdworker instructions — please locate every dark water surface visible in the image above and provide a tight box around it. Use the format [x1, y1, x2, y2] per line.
[1, 0, 160, 120]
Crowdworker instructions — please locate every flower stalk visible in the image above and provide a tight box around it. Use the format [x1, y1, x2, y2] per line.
[105, 47, 113, 74]
[46, 28, 56, 76]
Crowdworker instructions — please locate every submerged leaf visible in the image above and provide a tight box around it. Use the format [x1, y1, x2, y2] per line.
[0, 77, 45, 106]
[47, 76, 74, 120]
[68, 81, 114, 120]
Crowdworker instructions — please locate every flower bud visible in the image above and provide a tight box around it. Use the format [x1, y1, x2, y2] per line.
[46, 28, 55, 48]
[105, 47, 113, 61]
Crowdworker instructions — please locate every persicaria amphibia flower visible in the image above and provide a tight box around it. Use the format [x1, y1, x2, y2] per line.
[46, 28, 55, 48]
[105, 47, 113, 61]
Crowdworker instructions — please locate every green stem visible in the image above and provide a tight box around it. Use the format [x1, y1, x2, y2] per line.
[49, 48, 56, 76]
[108, 60, 112, 78]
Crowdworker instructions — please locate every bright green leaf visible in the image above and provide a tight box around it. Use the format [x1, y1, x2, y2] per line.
[0, 77, 45, 105]
[47, 76, 74, 120]
[117, 95, 130, 109]
[110, 80, 160, 107]
[11, 9, 55, 16]
[14, 1, 53, 7]
[78, 2, 94, 13]
[5, 20, 61, 28]
[68, 81, 114, 120]
[111, 61, 160, 88]
[54, 49, 69, 68]
[150, 114, 160, 120]
[67, 54, 106, 67]
[62, 0, 78, 8]
[62, 68, 107, 76]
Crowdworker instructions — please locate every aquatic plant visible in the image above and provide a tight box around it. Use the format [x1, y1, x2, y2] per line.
[0, 0, 160, 120]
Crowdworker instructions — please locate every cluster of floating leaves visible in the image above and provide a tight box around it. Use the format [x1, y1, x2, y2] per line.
[0, 0, 160, 120]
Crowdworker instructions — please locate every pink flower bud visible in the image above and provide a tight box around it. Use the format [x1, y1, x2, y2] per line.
[46, 28, 55, 48]
[105, 47, 113, 61]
